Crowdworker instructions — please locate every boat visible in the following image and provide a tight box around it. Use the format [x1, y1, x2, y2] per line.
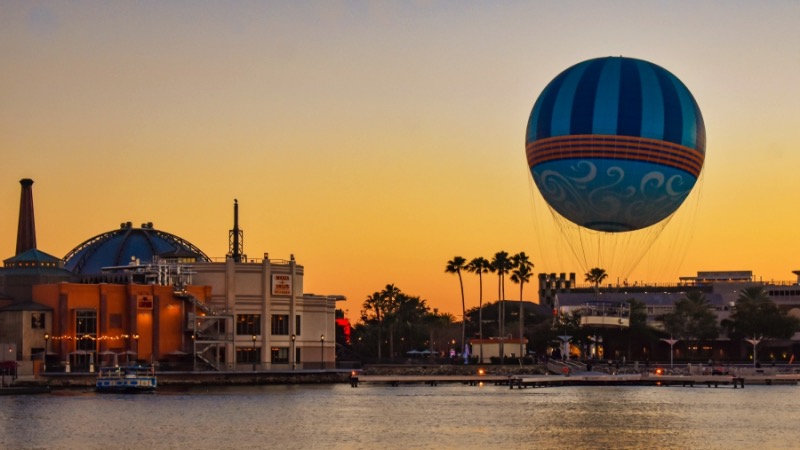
[96, 364, 157, 393]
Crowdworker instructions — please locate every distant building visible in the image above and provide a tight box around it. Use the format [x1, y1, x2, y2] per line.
[548, 270, 800, 362]
[470, 338, 528, 364]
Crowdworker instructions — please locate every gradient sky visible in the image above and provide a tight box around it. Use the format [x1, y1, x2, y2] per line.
[2, 1, 799, 319]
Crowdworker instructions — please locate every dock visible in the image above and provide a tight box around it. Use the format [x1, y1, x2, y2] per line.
[352, 372, 800, 389]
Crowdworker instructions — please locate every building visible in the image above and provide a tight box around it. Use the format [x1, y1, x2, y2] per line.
[0, 179, 344, 374]
[548, 270, 800, 362]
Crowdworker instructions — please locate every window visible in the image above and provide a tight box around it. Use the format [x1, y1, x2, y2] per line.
[76, 310, 97, 352]
[295, 315, 301, 336]
[236, 347, 260, 363]
[271, 314, 289, 335]
[271, 347, 289, 363]
[236, 314, 261, 335]
[295, 347, 301, 365]
[31, 313, 45, 329]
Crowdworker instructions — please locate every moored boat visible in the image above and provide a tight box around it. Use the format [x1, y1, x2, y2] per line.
[96, 364, 157, 393]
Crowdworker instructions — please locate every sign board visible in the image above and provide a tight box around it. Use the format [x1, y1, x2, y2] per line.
[272, 274, 292, 296]
[137, 295, 153, 310]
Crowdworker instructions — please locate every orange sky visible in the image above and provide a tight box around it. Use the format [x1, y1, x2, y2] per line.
[2, 2, 800, 319]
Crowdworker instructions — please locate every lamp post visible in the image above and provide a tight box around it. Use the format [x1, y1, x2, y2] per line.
[745, 336, 763, 367]
[191, 334, 196, 372]
[43, 333, 49, 373]
[291, 334, 296, 370]
[661, 336, 678, 369]
[320, 335, 325, 370]
[252, 335, 258, 372]
[133, 334, 140, 364]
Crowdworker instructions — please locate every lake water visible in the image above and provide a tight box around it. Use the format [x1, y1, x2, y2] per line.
[1, 383, 798, 449]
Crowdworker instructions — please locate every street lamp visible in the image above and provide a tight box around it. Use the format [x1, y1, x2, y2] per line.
[43, 333, 49, 373]
[661, 336, 679, 369]
[320, 335, 325, 370]
[291, 334, 296, 370]
[746, 336, 763, 368]
[191, 334, 196, 372]
[133, 334, 140, 363]
[252, 335, 258, 371]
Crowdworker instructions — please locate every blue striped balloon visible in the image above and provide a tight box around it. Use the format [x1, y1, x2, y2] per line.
[526, 56, 705, 232]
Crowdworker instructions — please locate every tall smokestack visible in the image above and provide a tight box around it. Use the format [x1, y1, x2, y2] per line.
[16, 178, 37, 255]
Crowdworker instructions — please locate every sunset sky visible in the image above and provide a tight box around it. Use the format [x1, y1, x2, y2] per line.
[2, 2, 799, 319]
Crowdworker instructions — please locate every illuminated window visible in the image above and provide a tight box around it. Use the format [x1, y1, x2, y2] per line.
[271, 314, 289, 335]
[76, 310, 97, 351]
[236, 347, 259, 363]
[236, 314, 261, 335]
[271, 347, 289, 363]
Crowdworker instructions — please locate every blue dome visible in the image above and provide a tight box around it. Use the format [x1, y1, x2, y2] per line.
[526, 56, 705, 232]
[64, 222, 210, 275]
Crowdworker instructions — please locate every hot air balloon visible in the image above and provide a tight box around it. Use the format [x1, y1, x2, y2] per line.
[526, 56, 705, 279]
[526, 56, 705, 232]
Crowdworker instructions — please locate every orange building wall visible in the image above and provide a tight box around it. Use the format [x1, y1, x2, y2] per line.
[32, 282, 211, 365]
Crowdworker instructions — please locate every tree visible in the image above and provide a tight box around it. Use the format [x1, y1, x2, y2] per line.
[445, 256, 468, 355]
[490, 251, 512, 362]
[361, 291, 387, 359]
[465, 256, 491, 361]
[585, 267, 608, 292]
[659, 291, 719, 359]
[623, 298, 651, 361]
[722, 286, 800, 361]
[510, 252, 534, 360]
[422, 310, 455, 356]
[360, 286, 439, 360]
[381, 284, 402, 360]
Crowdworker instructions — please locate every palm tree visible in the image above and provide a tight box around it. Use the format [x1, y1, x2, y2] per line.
[381, 284, 402, 360]
[423, 310, 454, 357]
[445, 256, 468, 357]
[660, 290, 719, 359]
[511, 252, 534, 361]
[363, 291, 386, 359]
[724, 286, 800, 362]
[465, 256, 491, 363]
[585, 267, 608, 298]
[490, 251, 512, 362]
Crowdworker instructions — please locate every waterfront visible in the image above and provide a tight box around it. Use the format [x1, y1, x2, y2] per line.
[1, 384, 799, 449]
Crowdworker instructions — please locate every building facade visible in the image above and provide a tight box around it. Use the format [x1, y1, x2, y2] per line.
[0, 179, 344, 374]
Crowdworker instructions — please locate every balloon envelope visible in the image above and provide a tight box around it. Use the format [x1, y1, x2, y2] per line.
[526, 56, 705, 232]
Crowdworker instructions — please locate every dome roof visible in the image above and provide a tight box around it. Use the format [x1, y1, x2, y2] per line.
[64, 222, 210, 275]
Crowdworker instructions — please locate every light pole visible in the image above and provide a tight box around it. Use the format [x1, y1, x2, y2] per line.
[133, 334, 139, 364]
[252, 335, 257, 371]
[746, 336, 763, 367]
[291, 334, 296, 370]
[320, 335, 325, 370]
[43, 333, 49, 373]
[191, 334, 196, 372]
[661, 336, 678, 368]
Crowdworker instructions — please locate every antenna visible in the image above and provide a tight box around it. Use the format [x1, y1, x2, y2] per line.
[228, 199, 244, 262]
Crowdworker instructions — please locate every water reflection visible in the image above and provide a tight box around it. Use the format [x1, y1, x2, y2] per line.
[0, 384, 798, 449]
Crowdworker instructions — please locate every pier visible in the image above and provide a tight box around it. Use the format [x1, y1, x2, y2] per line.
[352, 371, 800, 389]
